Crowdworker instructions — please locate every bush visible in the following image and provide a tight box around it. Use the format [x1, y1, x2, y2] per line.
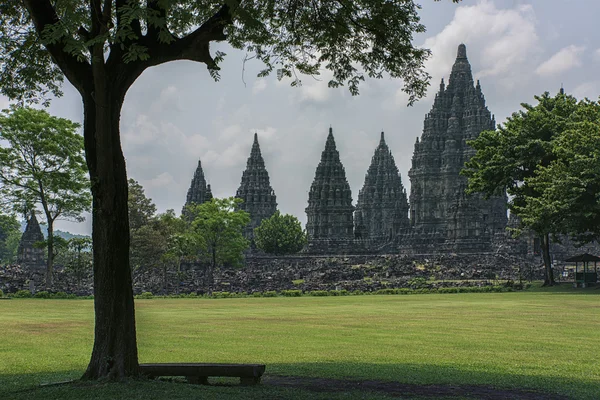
[262, 291, 278, 297]
[0, 289, 4, 297]
[252, 291, 263, 297]
[52, 291, 69, 299]
[34, 291, 51, 298]
[308, 290, 330, 297]
[280, 290, 302, 297]
[136, 292, 154, 299]
[12, 290, 32, 298]
[212, 291, 231, 298]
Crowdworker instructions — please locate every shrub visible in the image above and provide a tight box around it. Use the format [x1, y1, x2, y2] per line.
[280, 290, 302, 297]
[308, 290, 330, 296]
[212, 291, 231, 298]
[408, 277, 428, 289]
[34, 291, 51, 298]
[52, 292, 69, 299]
[136, 292, 154, 299]
[0, 289, 4, 297]
[263, 291, 278, 297]
[252, 291, 263, 297]
[12, 290, 32, 298]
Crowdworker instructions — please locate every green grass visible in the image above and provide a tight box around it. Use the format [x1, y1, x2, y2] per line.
[1, 290, 599, 399]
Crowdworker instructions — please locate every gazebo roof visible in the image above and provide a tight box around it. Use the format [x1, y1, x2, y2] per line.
[564, 253, 600, 262]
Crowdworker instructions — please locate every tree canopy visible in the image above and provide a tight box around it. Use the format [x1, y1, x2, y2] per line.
[0, 106, 91, 287]
[185, 198, 250, 287]
[254, 211, 306, 255]
[462, 91, 596, 286]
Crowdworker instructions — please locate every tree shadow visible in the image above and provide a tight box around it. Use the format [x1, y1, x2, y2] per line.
[1, 362, 597, 399]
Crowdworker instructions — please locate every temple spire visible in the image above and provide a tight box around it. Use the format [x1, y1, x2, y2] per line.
[306, 127, 354, 241]
[457, 43, 467, 59]
[183, 159, 213, 215]
[355, 132, 409, 241]
[235, 133, 277, 242]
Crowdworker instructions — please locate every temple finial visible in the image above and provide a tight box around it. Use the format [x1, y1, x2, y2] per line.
[457, 43, 467, 59]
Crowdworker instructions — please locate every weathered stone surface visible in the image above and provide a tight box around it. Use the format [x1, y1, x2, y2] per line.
[355, 132, 409, 242]
[407, 44, 507, 252]
[16, 213, 45, 271]
[183, 159, 213, 215]
[235, 133, 277, 241]
[306, 127, 354, 245]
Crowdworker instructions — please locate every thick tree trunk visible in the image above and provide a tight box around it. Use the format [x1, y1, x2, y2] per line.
[81, 79, 139, 379]
[540, 233, 554, 286]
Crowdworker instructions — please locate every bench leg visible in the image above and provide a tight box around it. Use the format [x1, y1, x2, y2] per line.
[187, 376, 209, 385]
[240, 377, 261, 386]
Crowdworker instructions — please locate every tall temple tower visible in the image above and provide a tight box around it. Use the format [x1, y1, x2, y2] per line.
[182, 159, 213, 215]
[305, 127, 354, 241]
[235, 133, 277, 240]
[355, 132, 409, 241]
[408, 44, 507, 251]
[17, 212, 46, 270]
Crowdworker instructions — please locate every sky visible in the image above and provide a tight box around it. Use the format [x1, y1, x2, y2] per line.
[2, 0, 600, 235]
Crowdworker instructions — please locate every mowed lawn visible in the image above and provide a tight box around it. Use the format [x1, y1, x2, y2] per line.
[1, 291, 599, 399]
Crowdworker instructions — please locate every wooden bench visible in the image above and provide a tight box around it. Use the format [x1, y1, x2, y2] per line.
[139, 363, 266, 385]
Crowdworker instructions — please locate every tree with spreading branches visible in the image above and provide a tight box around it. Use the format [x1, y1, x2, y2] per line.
[1, 0, 460, 380]
[0, 106, 91, 288]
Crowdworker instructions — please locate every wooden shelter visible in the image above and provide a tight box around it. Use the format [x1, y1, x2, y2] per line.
[564, 253, 599, 287]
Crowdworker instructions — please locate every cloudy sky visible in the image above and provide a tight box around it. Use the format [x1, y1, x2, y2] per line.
[3, 0, 599, 235]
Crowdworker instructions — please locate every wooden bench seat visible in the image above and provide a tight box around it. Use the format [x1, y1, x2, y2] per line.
[139, 363, 266, 385]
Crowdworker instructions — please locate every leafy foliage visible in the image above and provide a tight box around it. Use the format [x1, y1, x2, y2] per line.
[186, 197, 250, 269]
[527, 100, 600, 243]
[462, 91, 598, 285]
[0, 213, 20, 264]
[254, 211, 306, 255]
[0, 106, 91, 286]
[128, 179, 157, 231]
[0, 0, 455, 105]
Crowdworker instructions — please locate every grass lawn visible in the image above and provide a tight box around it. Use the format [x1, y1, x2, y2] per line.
[1, 288, 599, 399]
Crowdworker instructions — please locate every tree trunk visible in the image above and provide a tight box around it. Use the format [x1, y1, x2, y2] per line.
[540, 233, 554, 286]
[45, 219, 54, 289]
[81, 75, 139, 379]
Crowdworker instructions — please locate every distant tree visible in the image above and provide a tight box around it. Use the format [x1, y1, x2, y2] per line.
[186, 198, 250, 291]
[128, 179, 157, 231]
[130, 209, 192, 294]
[0, 213, 20, 264]
[0, 106, 91, 288]
[1, 0, 460, 380]
[254, 211, 307, 255]
[462, 91, 580, 286]
[56, 237, 93, 288]
[527, 99, 600, 244]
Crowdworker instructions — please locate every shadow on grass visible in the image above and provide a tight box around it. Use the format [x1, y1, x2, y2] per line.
[527, 282, 600, 295]
[2, 362, 597, 400]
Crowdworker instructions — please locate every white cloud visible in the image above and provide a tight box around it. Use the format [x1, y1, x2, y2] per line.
[572, 81, 600, 100]
[252, 79, 267, 94]
[535, 45, 585, 77]
[397, 0, 539, 104]
[144, 172, 176, 189]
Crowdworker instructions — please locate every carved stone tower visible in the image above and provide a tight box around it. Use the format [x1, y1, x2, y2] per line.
[355, 132, 409, 242]
[408, 44, 507, 251]
[235, 133, 277, 240]
[306, 127, 354, 240]
[17, 213, 46, 270]
[182, 159, 213, 215]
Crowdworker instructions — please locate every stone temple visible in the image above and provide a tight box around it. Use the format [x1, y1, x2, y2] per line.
[235, 133, 277, 241]
[180, 44, 509, 255]
[182, 159, 213, 216]
[354, 132, 410, 242]
[17, 213, 46, 270]
[305, 128, 355, 249]
[407, 44, 507, 252]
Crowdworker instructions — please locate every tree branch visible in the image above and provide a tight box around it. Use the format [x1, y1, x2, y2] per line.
[22, 0, 92, 94]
